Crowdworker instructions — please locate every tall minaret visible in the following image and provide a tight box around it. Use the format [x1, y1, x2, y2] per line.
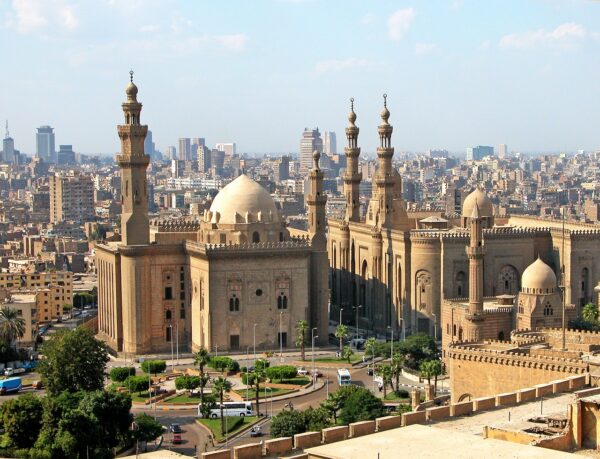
[466, 202, 485, 317]
[374, 94, 396, 228]
[117, 71, 150, 246]
[307, 150, 327, 248]
[343, 98, 361, 222]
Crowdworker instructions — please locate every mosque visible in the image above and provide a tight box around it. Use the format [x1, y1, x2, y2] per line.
[96, 77, 329, 355]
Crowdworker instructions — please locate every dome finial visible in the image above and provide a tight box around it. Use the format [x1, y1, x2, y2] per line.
[348, 97, 357, 125]
[380, 93, 390, 123]
[129, 70, 134, 83]
[312, 149, 321, 170]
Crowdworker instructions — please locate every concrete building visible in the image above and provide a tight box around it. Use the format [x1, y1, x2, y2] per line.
[466, 145, 494, 161]
[215, 142, 236, 157]
[498, 143, 508, 159]
[3, 294, 36, 344]
[49, 173, 95, 223]
[57, 145, 76, 165]
[96, 77, 329, 355]
[323, 131, 337, 155]
[178, 138, 191, 161]
[36, 126, 55, 163]
[2, 121, 18, 164]
[300, 128, 323, 172]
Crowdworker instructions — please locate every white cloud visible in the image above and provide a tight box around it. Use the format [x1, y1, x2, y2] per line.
[361, 13, 376, 25]
[314, 58, 369, 75]
[415, 42, 437, 55]
[214, 34, 248, 52]
[139, 24, 161, 33]
[8, 0, 79, 33]
[387, 8, 415, 41]
[499, 22, 588, 50]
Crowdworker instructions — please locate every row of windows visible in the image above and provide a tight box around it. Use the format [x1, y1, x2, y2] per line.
[165, 309, 186, 320]
[228, 293, 289, 312]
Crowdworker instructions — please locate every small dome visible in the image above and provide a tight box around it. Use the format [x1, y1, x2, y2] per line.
[522, 257, 557, 292]
[462, 187, 493, 218]
[125, 82, 138, 99]
[380, 93, 390, 123]
[209, 174, 280, 225]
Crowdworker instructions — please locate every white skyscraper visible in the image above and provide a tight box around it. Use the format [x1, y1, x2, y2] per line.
[498, 144, 508, 159]
[36, 126, 55, 163]
[323, 131, 337, 155]
[215, 143, 236, 156]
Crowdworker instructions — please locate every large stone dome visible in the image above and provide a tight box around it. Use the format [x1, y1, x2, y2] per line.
[462, 187, 493, 218]
[521, 257, 557, 293]
[208, 174, 280, 225]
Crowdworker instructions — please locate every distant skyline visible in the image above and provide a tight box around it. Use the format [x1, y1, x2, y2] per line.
[1, 0, 599, 155]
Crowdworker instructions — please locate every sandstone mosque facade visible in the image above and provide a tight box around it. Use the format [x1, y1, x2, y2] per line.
[96, 77, 328, 355]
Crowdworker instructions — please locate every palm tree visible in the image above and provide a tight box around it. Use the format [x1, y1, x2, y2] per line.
[419, 359, 442, 395]
[391, 352, 404, 391]
[0, 307, 25, 346]
[379, 364, 393, 399]
[342, 345, 354, 363]
[194, 347, 211, 414]
[212, 376, 232, 436]
[294, 320, 308, 361]
[335, 325, 348, 353]
[365, 337, 377, 360]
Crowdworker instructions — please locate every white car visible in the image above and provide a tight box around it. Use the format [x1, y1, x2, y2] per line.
[297, 368, 308, 376]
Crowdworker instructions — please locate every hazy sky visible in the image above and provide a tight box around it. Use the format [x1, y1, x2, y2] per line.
[1, 0, 599, 156]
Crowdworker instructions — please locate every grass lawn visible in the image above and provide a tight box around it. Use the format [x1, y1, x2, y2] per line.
[234, 387, 295, 399]
[197, 416, 259, 443]
[312, 356, 361, 364]
[166, 394, 202, 404]
[130, 392, 151, 403]
[276, 376, 310, 386]
[383, 391, 410, 401]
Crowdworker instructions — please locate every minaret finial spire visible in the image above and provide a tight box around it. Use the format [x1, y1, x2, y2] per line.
[383, 93, 387, 108]
[129, 70, 134, 83]
[4, 120, 8, 139]
[350, 97, 354, 111]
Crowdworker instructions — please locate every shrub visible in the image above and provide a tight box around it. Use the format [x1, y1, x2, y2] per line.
[394, 389, 409, 398]
[255, 359, 270, 371]
[109, 367, 136, 382]
[208, 356, 239, 373]
[175, 375, 201, 391]
[141, 360, 166, 375]
[123, 375, 150, 394]
[266, 365, 298, 382]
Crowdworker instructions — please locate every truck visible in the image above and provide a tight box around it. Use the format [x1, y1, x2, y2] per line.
[0, 377, 22, 395]
[4, 367, 26, 376]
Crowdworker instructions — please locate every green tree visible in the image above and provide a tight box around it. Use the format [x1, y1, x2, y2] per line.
[335, 325, 348, 352]
[37, 327, 109, 396]
[295, 320, 308, 361]
[175, 375, 201, 391]
[109, 367, 136, 382]
[212, 377, 232, 437]
[582, 303, 599, 325]
[320, 385, 359, 424]
[0, 306, 26, 346]
[208, 356, 239, 373]
[341, 345, 354, 363]
[338, 386, 384, 425]
[396, 333, 438, 369]
[390, 352, 405, 391]
[132, 413, 163, 451]
[1, 393, 44, 449]
[378, 364, 393, 399]
[141, 360, 166, 375]
[123, 375, 150, 395]
[270, 409, 306, 438]
[266, 365, 297, 383]
[419, 359, 443, 394]
[194, 347, 211, 415]
[364, 337, 377, 360]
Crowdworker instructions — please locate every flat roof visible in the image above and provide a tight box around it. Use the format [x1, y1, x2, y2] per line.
[305, 424, 576, 459]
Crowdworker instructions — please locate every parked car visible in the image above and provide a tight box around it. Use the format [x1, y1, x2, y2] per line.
[297, 368, 308, 376]
[311, 369, 322, 377]
[4, 368, 26, 376]
[250, 426, 262, 437]
[172, 434, 182, 444]
[169, 423, 182, 434]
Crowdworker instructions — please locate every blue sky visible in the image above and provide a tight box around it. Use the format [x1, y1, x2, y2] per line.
[1, 0, 599, 156]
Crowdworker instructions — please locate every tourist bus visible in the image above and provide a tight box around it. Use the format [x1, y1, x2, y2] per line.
[202, 401, 254, 418]
[337, 368, 351, 386]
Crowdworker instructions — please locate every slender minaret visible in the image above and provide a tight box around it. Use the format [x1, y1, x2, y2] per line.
[307, 150, 326, 248]
[343, 98, 361, 222]
[466, 202, 485, 316]
[374, 94, 396, 228]
[117, 71, 150, 246]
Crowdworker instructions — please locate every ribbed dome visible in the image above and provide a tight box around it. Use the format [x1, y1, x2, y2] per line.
[462, 187, 493, 218]
[522, 257, 557, 292]
[209, 174, 280, 225]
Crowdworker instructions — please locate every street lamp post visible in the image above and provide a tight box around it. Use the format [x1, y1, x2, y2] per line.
[432, 313, 437, 342]
[388, 326, 394, 359]
[353, 305, 362, 339]
[215, 344, 218, 357]
[253, 323, 257, 362]
[279, 311, 283, 362]
[246, 346, 250, 401]
[176, 322, 179, 365]
[400, 318, 405, 341]
[169, 324, 174, 372]
[339, 307, 343, 326]
[311, 328, 318, 387]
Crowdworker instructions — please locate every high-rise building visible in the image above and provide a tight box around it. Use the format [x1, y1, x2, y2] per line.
[178, 138, 191, 161]
[197, 145, 211, 173]
[427, 149, 449, 158]
[323, 131, 337, 155]
[36, 126, 56, 163]
[210, 149, 225, 175]
[49, 173, 95, 223]
[2, 121, 16, 164]
[57, 145, 76, 165]
[144, 130, 156, 158]
[191, 138, 206, 163]
[215, 143, 236, 156]
[165, 146, 177, 160]
[300, 128, 323, 172]
[192, 138, 205, 148]
[466, 145, 494, 161]
[498, 144, 508, 159]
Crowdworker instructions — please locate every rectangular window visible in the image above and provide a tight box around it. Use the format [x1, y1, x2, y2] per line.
[277, 332, 288, 348]
[166, 327, 172, 342]
[230, 334, 240, 350]
[180, 309, 185, 319]
[164, 287, 173, 300]
[179, 290, 185, 300]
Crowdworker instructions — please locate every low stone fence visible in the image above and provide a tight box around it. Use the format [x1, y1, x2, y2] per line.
[200, 373, 590, 458]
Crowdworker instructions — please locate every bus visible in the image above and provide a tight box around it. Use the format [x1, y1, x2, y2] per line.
[337, 369, 351, 386]
[202, 401, 254, 418]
